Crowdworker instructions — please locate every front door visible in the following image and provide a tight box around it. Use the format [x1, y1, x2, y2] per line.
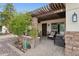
[42, 23, 47, 36]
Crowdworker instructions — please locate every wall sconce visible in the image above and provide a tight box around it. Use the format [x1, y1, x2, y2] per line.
[72, 12, 77, 22]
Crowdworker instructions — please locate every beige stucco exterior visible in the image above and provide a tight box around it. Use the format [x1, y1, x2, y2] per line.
[65, 4, 79, 55]
[66, 3, 79, 31]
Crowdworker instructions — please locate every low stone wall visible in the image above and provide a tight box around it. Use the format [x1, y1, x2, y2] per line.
[65, 31, 79, 56]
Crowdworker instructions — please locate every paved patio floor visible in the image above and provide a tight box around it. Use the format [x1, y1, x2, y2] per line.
[24, 37, 64, 56]
[0, 35, 64, 56]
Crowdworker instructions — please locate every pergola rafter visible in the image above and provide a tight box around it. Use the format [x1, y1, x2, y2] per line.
[30, 3, 65, 23]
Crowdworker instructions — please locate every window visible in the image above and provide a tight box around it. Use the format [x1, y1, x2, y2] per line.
[51, 23, 65, 34]
[60, 23, 65, 35]
[51, 23, 58, 32]
[60, 23, 65, 32]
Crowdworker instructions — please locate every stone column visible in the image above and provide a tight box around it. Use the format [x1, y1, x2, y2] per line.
[31, 17, 40, 48]
[32, 17, 38, 30]
[65, 3, 79, 56]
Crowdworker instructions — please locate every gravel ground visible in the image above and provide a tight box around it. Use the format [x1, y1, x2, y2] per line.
[0, 42, 20, 56]
[0, 34, 20, 56]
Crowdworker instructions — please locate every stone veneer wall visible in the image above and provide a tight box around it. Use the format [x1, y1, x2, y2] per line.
[65, 31, 79, 56]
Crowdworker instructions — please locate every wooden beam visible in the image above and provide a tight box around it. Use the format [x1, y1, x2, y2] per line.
[31, 3, 65, 17]
[37, 9, 65, 18]
[38, 12, 65, 23]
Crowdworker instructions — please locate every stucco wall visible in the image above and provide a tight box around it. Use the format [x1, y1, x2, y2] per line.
[66, 3, 79, 31]
[38, 18, 65, 33]
[65, 3, 79, 56]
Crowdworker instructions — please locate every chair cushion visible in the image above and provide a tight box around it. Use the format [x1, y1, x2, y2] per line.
[51, 32, 55, 36]
[48, 32, 55, 38]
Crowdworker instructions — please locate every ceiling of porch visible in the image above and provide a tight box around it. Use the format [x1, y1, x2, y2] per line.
[30, 3, 66, 23]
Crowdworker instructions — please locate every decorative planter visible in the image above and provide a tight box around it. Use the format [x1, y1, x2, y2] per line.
[22, 36, 31, 49]
[30, 37, 40, 48]
[30, 39, 35, 48]
[23, 40, 31, 49]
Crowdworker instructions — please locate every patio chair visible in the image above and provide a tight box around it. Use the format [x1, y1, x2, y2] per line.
[48, 31, 57, 40]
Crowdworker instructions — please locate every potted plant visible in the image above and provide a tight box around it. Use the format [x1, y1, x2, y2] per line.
[29, 27, 40, 48]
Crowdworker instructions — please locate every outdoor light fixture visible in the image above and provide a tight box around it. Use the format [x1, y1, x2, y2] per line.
[72, 12, 77, 22]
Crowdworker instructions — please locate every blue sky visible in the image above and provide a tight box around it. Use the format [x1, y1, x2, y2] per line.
[0, 3, 48, 13]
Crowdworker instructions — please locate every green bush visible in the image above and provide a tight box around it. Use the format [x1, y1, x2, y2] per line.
[29, 27, 38, 39]
[9, 13, 31, 36]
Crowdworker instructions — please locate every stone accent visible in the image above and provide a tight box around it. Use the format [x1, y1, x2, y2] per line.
[32, 17, 38, 29]
[65, 31, 79, 56]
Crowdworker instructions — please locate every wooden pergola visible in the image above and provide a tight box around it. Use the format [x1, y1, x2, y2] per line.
[30, 3, 65, 23]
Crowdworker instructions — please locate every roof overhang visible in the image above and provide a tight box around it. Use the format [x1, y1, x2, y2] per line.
[30, 3, 66, 23]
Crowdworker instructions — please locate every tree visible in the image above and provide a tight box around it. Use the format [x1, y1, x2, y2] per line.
[0, 4, 4, 26]
[9, 13, 31, 36]
[24, 13, 32, 35]
[2, 3, 15, 27]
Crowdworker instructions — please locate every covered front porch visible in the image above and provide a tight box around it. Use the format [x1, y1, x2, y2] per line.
[31, 3, 65, 48]
[31, 3, 79, 56]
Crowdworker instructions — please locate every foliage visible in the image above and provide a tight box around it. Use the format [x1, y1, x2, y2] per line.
[0, 3, 33, 37]
[24, 13, 32, 34]
[9, 13, 32, 36]
[29, 27, 38, 39]
[1, 3, 15, 27]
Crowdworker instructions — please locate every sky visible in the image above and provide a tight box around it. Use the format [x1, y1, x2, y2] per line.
[0, 3, 48, 13]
